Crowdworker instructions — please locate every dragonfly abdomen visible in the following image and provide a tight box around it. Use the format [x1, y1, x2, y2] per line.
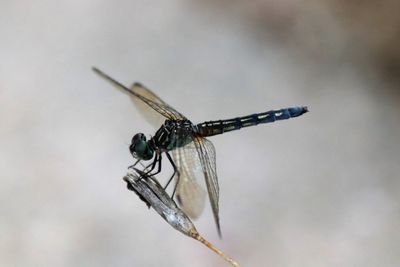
[196, 106, 308, 137]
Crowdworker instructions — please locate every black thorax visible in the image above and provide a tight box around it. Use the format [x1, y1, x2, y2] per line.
[151, 120, 196, 151]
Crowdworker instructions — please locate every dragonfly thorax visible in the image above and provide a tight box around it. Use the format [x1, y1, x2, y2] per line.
[129, 133, 154, 161]
[151, 119, 195, 151]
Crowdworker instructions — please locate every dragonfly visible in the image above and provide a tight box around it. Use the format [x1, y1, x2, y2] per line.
[93, 67, 308, 236]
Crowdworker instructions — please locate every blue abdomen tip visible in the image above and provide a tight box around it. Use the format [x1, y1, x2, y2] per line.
[288, 106, 308, 117]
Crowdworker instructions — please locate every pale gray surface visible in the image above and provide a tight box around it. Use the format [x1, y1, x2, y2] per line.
[1, 1, 400, 267]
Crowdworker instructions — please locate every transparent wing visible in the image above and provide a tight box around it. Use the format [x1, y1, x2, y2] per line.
[130, 82, 187, 126]
[172, 142, 206, 219]
[192, 136, 221, 237]
[92, 67, 186, 122]
[129, 83, 168, 127]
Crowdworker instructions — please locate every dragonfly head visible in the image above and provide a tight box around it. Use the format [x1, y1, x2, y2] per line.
[129, 133, 154, 160]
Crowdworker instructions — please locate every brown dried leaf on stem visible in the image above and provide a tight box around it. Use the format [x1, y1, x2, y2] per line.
[123, 169, 240, 267]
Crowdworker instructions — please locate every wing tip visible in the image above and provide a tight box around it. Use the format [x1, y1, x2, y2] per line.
[214, 212, 222, 238]
[92, 66, 101, 75]
[217, 224, 222, 239]
[92, 66, 107, 76]
[91, 66, 110, 81]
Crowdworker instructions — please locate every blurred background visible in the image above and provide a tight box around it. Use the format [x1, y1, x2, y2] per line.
[1, 1, 400, 266]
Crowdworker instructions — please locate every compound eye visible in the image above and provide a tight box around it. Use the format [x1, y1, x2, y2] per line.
[131, 133, 146, 145]
[129, 133, 150, 159]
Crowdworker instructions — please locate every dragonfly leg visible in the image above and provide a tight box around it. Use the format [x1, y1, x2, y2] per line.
[144, 153, 158, 174]
[164, 151, 180, 198]
[127, 154, 160, 184]
[145, 153, 163, 177]
[132, 167, 162, 191]
[171, 170, 180, 199]
[128, 159, 142, 169]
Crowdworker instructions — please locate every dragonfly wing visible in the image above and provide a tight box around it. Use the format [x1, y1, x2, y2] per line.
[92, 67, 186, 122]
[130, 83, 187, 126]
[192, 136, 221, 237]
[172, 142, 206, 219]
[129, 83, 166, 127]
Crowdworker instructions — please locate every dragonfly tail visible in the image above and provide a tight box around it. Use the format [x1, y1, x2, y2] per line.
[196, 106, 308, 137]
